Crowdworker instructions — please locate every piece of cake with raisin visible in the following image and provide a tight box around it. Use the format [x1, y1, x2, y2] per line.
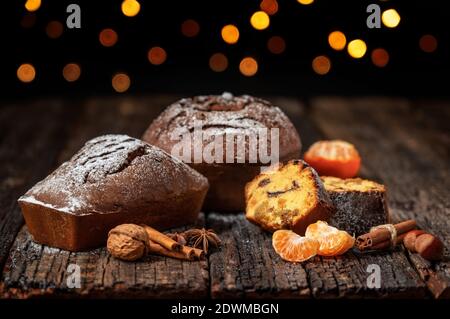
[245, 160, 334, 235]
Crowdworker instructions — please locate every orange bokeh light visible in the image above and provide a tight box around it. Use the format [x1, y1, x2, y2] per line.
[221, 25, 239, 44]
[419, 34, 438, 53]
[63, 63, 81, 82]
[112, 73, 131, 93]
[17, 63, 36, 83]
[99, 29, 118, 47]
[267, 36, 286, 54]
[148, 47, 167, 65]
[312, 55, 331, 75]
[371, 48, 389, 67]
[260, 0, 278, 16]
[121, 0, 141, 17]
[46, 21, 64, 39]
[181, 19, 200, 37]
[209, 53, 228, 72]
[239, 57, 258, 77]
[328, 31, 346, 51]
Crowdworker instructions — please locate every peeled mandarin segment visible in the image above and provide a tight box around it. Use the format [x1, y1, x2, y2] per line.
[305, 221, 354, 256]
[272, 230, 319, 262]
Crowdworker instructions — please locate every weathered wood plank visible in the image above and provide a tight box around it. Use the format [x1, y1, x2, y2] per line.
[207, 97, 427, 298]
[0, 100, 75, 272]
[310, 97, 450, 298]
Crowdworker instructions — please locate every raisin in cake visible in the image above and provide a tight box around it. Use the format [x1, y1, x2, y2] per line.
[245, 160, 334, 235]
[142, 93, 301, 212]
[18, 135, 209, 251]
[322, 176, 390, 236]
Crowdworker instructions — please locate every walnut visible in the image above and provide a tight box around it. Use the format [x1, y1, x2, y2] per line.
[107, 224, 148, 261]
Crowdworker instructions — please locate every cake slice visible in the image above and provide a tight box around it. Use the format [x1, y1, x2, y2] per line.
[245, 160, 334, 235]
[322, 176, 390, 236]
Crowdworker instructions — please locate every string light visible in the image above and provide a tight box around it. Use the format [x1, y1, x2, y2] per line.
[221, 25, 239, 44]
[121, 0, 141, 17]
[25, 0, 41, 12]
[382, 9, 401, 28]
[312, 55, 331, 75]
[99, 28, 118, 47]
[181, 19, 200, 37]
[17, 63, 36, 83]
[347, 39, 367, 58]
[239, 57, 258, 77]
[63, 63, 81, 82]
[112, 73, 131, 93]
[371, 48, 389, 67]
[209, 53, 228, 72]
[297, 0, 314, 5]
[419, 34, 438, 53]
[250, 11, 270, 30]
[46, 21, 64, 39]
[328, 31, 346, 51]
[267, 36, 286, 54]
[260, 0, 278, 16]
[148, 46, 167, 65]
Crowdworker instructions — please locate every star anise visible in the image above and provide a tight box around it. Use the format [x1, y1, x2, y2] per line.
[182, 228, 222, 253]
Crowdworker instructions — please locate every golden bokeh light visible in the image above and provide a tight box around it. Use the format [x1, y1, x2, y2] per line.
[46, 21, 64, 39]
[17, 63, 36, 83]
[99, 28, 118, 47]
[382, 9, 401, 28]
[148, 46, 167, 65]
[260, 0, 278, 16]
[121, 0, 141, 17]
[63, 63, 81, 82]
[209, 53, 228, 72]
[221, 25, 239, 44]
[250, 11, 270, 30]
[25, 0, 41, 12]
[181, 19, 200, 37]
[267, 36, 286, 54]
[328, 31, 346, 51]
[112, 73, 131, 93]
[347, 39, 367, 58]
[312, 56, 331, 75]
[297, 0, 314, 5]
[371, 48, 389, 67]
[239, 57, 258, 77]
[419, 34, 438, 53]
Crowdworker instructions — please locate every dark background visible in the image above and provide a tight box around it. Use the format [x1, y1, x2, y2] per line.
[5, 0, 450, 98]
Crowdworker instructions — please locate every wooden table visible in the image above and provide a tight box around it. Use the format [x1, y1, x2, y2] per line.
[0, 95, 449, 299]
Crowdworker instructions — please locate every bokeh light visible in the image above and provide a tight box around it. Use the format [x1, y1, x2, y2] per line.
[260, 0, 278, 16]
[297, 0, 314, 5]
[239, 57, 258, 77]
[382, 9, 401, 28]
[181, 19, 200, 37]
[17, 63, 36, 83]
[250, 11, 270, 30]
[148, 46, 167, 65]
[312, 55, 331, 75]
[62, 63, 81, 82]
[267, 36, 286, 54]
[46, 21, 64, 39]
[121, 0, 141, 17]
[328, 31, 346, 51]
[25, 0, 41, 12]
[112, 73, 131, 93]
[371, 48, 389, 67]
[347, 39, 367, 58]
[419, 34, 438, 53]
[99, 28, 118, 47]
[209, 53, 228, 72]
[221, 25, 239, 44]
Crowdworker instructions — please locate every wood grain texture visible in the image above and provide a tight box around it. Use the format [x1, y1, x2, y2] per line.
[309, 97, 450, 298]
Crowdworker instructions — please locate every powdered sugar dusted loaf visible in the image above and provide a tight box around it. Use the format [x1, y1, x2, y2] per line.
[18, 135, 209, 251]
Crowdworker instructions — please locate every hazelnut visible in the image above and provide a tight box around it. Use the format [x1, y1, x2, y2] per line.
[415, 233, 444, 261]
[107, 224, 148, 261]
[403, 230, 426, 253]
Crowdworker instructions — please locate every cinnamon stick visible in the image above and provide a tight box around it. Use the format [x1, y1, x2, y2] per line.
[356, 220, 416, 251]
[370, 233, 407, 250]
[142, 225, 182, 252]
[181, 245, 205, 260]
[147, 240, 193, 261]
